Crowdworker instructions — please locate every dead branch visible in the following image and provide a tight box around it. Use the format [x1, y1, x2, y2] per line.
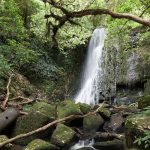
[0, 103, 104, 148]
[94, 132, 125, 141]
[2, 74, 14, 108]
[9, 96, 32, 102]
[9, 96, 35, 105]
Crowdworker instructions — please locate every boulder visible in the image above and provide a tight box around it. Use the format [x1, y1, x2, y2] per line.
[103, 113, 124, 133]
[57, 100, 82, 119]
[125, 111, 150, 149]
[51, 123, 76, 147]
[83, 114, 104, 132]
[138, 95, 150, 109]
[93, 139, 125, 150]
[24, 139, 58, 150]
[11, 112, 51, 145]
[31, 102, 56, 120]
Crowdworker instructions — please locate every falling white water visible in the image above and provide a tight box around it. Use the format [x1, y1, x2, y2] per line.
[74, 28, 106, 105]
[70, 139, 95, 150]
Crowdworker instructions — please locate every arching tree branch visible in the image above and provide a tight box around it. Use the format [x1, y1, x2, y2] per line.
[43, 0, 150, 46]
[68, 9, 150, 27]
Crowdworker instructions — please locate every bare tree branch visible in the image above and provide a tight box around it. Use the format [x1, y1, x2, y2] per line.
[2, 74, 14, 108]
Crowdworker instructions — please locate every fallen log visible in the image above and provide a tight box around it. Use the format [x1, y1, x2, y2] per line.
[94, 132, 125, 141]
[0, 108, 20, 133]
[0, 103, 104, 148]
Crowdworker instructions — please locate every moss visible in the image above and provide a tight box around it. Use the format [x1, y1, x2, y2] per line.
[24, 139, 58, 150]
[83, 114, 104, 132]
[51, 124, 75, 147]
[98, 107, 111, 119]
[0, 135, 11, 150]
[57, 100, 82, 119]
[78, 103, 91, 114]
[125, 112, 150, 149]
[31, 102, 56, 120]
[11, 112, 51, 145]
[138, 95, 150, 109]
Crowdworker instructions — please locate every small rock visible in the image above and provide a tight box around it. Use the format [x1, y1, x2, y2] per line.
[83, 114, 104, 132]
[24, 139, 58, 150]
[51, 123, 76, 147]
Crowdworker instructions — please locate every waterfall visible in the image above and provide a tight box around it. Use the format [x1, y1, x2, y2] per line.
[74, 28, 106, 105]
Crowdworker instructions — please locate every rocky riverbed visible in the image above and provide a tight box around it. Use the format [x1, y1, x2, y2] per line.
[0, 96, 149, 150]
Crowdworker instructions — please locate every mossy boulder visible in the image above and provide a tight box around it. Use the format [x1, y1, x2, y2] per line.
[51, 123, 75, 147]
[83, 114, 104, 132]
[98, 107, 111, 119]
[125, 112, 150, 149]
[138, 95, 150, 109]
[93, 139, 125, 150]
[11, 112, 51, 145]
[24, 139, 58, 150]
[57, 100, 82, 119]
[31, 102, 56, 120]
[78, 103, 91, 114]
[0, 135, 12, 150]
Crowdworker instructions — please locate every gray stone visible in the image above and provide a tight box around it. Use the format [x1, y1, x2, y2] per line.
[103, 113, 124, 133]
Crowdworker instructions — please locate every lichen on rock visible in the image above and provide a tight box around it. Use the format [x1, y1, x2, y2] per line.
[51, 123, 76, 147]
[24, 139, 58, 150]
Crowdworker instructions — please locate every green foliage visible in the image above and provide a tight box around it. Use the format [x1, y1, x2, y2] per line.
[0, 0, 26, 40]
[0, 40, 39, 69]
[0, 55, 10, 75]
[134, 132, 150, 149]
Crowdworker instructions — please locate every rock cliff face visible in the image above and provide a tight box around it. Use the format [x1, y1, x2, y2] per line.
[100, 28, 150, 101]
